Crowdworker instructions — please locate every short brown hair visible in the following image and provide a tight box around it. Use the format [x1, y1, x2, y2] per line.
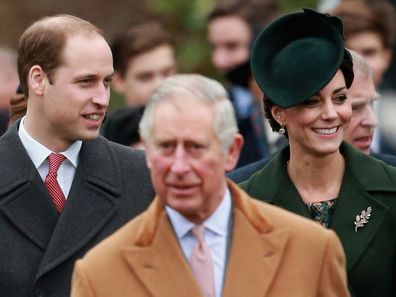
[111, 22, 174, 77]
[17, 14, 103, 97]
[331, 0, 396, 49]
[207, 0, 279, 29]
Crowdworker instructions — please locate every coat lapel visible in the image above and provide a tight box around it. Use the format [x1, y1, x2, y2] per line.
[330, 145, 393, 272]
[331, 172, 388, 272]
[36, 137, 122, 279]
[0, 124, 58, 250]
[222, 208, 290, 297]
[121, 184, 290, 297]
[243, 148, 312, 220]
[221, 182, 290, 297]
[122, 201, 202, 297]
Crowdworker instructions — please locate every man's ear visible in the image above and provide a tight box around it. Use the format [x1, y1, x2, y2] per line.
[142, 139, 152, 169]
[28, 65, 46, 96]
[111, 71, 125, 95]
[224, 133, 244, 172]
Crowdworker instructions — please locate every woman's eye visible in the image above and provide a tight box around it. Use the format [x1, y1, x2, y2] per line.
[302, 99, 319, 106]
[335, 94, 347, 102]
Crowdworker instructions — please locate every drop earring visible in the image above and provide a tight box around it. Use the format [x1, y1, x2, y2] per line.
[279, 125, 286, 135]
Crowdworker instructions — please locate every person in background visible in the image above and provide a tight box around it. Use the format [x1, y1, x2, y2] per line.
[7, 85, 27, 127]
[241, 9, 396, 297]
[0, 46, 19, 135]
[206, 0, 282, 167]
[344, 51, 379, 154]
[330, 0, 396, 155]
[71, 74, 349, 297]
[0, 14, 154, 297]
[102, 21, 177, 148]
[111, 21, 177, 108]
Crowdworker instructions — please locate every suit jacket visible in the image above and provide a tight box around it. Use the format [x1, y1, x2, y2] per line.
[71, 181, 349, 297]
[240, 142, 396, 297]
[0, 122, 155, 297]
[228, 150, 396, 184]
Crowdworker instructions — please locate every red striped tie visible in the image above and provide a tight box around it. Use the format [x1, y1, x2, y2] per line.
[45, 153, 66, 213]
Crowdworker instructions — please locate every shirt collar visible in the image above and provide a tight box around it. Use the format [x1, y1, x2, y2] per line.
[18, 116, 82, 168]
[166, 188, 232, 240]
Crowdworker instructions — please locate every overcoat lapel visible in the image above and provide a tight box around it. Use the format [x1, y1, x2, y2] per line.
[222, 208, 290, 297]
[122, 201, 202, 297]
[121, 183, 290, 297]
[330, 171, 388, 272]
[36, 138, 122, 279]
[243, 148, 311, 220]
[329, 144, 395, 272]
[0, 124, 58, 250]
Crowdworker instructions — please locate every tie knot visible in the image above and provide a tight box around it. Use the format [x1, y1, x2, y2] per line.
[48, 153, 65, 174]
[191, 224, 205, 242]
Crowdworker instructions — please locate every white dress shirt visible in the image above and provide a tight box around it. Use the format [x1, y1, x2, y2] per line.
[18, 116, 81, 198]
[166, 189, 232, 297]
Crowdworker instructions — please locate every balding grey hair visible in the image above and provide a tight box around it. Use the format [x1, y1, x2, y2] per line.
[139, 74, 238, 151]
[349, 50, 373, 80]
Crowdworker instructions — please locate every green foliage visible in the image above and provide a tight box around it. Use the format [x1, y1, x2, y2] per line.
[145, 0, 317, 81]
[147, 0, 215, 75]
[280, 0, 317, 12]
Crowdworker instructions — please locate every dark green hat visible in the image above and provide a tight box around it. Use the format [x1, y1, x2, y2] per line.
[251, 8, 353, 108]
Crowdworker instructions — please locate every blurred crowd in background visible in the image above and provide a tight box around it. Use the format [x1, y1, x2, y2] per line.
[2, 0, 396, 166]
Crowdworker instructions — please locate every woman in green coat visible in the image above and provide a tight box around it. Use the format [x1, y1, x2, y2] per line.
[242, 8, 396, 297]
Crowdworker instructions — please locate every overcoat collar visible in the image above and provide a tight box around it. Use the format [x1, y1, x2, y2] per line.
[242, 142, 396, 272]
[0, 121, 122, 279]
[121, 181, 290, 297]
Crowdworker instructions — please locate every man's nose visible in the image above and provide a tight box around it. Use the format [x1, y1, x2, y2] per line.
[362, 105, 377, 128]
[171, 146, 190, 174]
[92, 83, 110, 108]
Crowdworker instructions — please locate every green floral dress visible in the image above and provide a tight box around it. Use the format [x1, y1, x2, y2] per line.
[304, 198, 338, 228]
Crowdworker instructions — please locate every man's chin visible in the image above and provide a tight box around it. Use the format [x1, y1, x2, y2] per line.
[353, 142, 371, 155]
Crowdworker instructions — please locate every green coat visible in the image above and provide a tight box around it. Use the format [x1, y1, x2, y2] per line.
[240, 142, 396, 297]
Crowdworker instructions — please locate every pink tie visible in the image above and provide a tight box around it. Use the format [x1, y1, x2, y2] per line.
[45, 153, 66, 213]
[189, 225, 215, 297]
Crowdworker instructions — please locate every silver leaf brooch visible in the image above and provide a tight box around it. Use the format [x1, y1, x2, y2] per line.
[354, 206, 372, 232]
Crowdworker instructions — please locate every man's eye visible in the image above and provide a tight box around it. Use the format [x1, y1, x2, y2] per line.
[137, 74, 151, 82]
[79, 79, 93, 85]
[104, 78, 112, 87]
[352, 104, 363, 113]
[191, 144, 203, 150]
[159, 142, 175, 152]
[186, 143, 205, 155]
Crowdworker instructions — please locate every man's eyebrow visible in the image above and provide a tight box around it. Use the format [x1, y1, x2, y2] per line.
[351, 101, 365, 107]
[73, 74, 97, 80]
[74, 73, 114, 81]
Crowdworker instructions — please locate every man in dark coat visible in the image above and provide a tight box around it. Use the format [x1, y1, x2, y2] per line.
[0, 15, 154, 297]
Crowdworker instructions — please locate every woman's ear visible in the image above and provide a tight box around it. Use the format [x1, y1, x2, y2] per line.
[271, 105, 285, 126]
